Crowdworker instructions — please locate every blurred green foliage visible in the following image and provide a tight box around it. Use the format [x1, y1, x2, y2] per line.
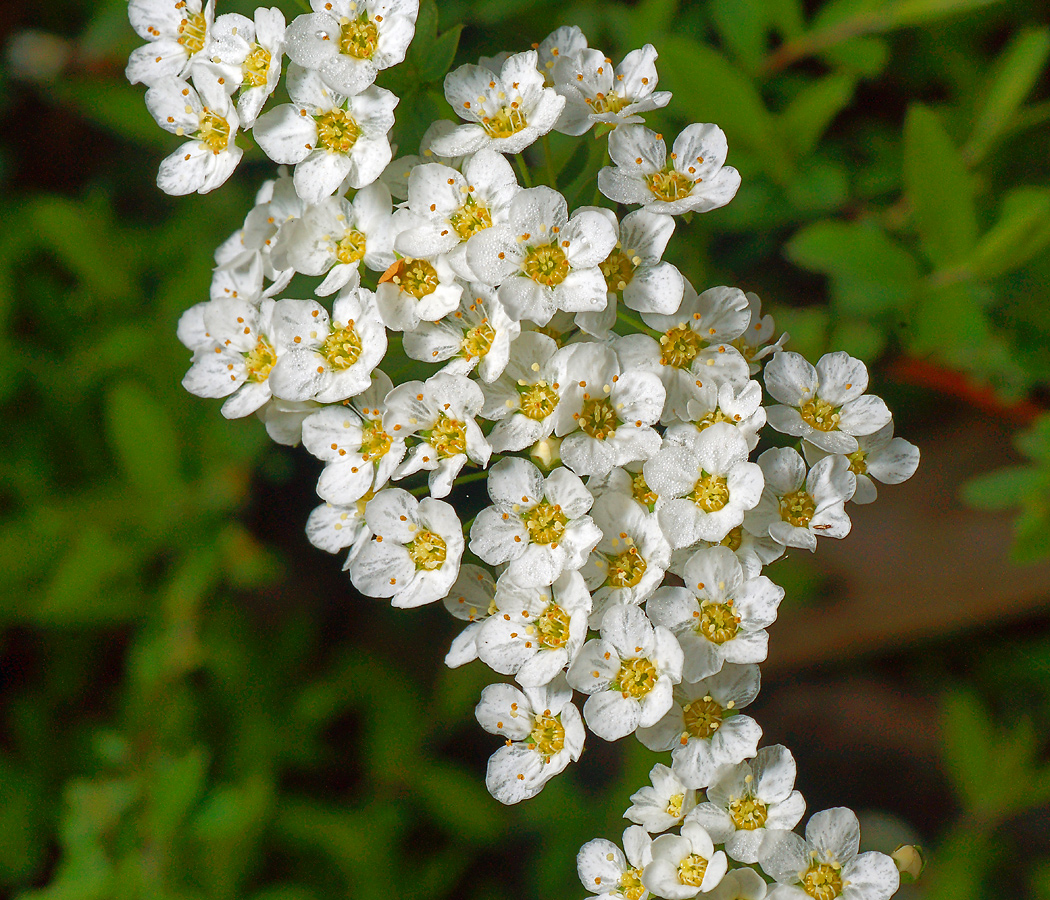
[2, 0, 1050, 898]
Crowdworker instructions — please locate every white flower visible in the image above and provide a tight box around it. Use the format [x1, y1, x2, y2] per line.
[764, 351, 891, 453]
[599, 124, 740, 216]
[349, 488, 464, 607]
[687, 745, 806, 864]
[704, 868, 768, 900]
[744, 449, 855, 552]
[208, 8, 286, 127]
[374, 255, 463, 332]
[233, 170, 306, 290]
[300, 371, 406, 504]
[476, 570, 592, 686]
[253, 63, 397, 204]
[679, 379, 766, 451]
[431, 50, 566, 157]
[384, 372, 490, 497]
[277, 182, 396, 296]
[566, 604, 683, 741]
[469, 458, 601, 587]
[600, 208, 684, 314]
[803, 421, 920, 505]
[553, 43, 671, 135]
[266, 288, 386, 403]
[468, 186, 617, 326]
[536, 25, 588, 87]
[256, 397, 320, 446]
[144, 65, 242, 195]
[761, 808, 900, 900]
[733, 291, 786, 375]
[558, 342, 665, 478]
[644, 424, 764, 550]
[380, 120, 464, 201]
[126, 0, 214, 86]
[305, 496, 371, 557]
[586, 463, 661, 518]
[637, 664, 762, 790]
[403, 284, 520, 382]
[648, 547, 783, 682]
[642, 820, 728, 899]
[442, 563, 497, 668]
[578, 826, 653, 900]
[582, 490, 671, 627]
[284, 0, 418, 98]
[475, 676, 584, 804]
[668, 527, 784, 581]
[625, 764, 698, 834]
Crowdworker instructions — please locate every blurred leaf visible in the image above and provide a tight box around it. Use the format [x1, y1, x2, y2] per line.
[38, 525, 137, 625]
[104, 381, 183, 506]
[780, 73, 857, 156]
[962, 187, 1050, 280]
[709, 0, 770, 73]
[0, 756, 46, 882]
[60, 80, 173, 149]
[909, 282, 988, 365]
[941, 691, 994, 809]
[146, 748, 209, 845]
[829, 317, 887, 358]
[960, 466, 1043, 510]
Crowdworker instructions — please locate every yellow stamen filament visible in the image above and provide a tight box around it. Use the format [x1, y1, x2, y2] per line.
[521, 501, 568, 545]
[407, 530, 447, 570]
[522, 242, 570, 286]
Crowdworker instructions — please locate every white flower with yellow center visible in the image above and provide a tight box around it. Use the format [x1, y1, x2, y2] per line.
[284, 0, 418, 99]
[566, 603, 683, 741]
[763, 351, 891, 454]
[265, 288, 386, 403]
[680, 379, 766, 451]
[586, 464, 662, 519]
[803, 421, 920, 505]
[582, 491, 671, 628]
[300, 371, 406, 505]
[733, 291, 786, 376]
[305, 496, 371, 558]
[393, 150, 521, 282]
[625, 763, 697, 834]
[598, 123, 741, 216]
[480, 332, 577, 453]
[253, 63, 397, 204]
[126, 0, 214, 86]
[536, 25, 588, 87]
[477, 569, 592, 686]
[469, 457, 602, 588]
[761, 808, 900, 900]
[374, 254, 464, 333]
[647, 546, 783, 682]
[349, 487, 464, 607]
[637, 664, 762, 790]
[688, 744, 806, 865]
[578, 825, 653, 900]
[475, 675, 584, 804]
[553, 43, 671, 135]
[468, 185, 617, 325]
[643, 424, 763, 550]
[208, 7, 285, 127]
[226, 170, 305, 295]
[668, 526, 785, 582]
[403, 284, 520, 382]
[642, 820, 728, 899]
[442, 564, 497, 668]
[430, 50, 566, 157]
[744, 449, 855, 552]
[277, 182, 396, 296]
[144, 64, 242, 195]
[384, 372, 490, 497]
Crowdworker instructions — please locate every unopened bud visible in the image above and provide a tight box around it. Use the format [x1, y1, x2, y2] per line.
[530, 435, 562, 470]
[892, 844, 925, 881]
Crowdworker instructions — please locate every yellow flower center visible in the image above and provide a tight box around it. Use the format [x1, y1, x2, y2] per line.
[242, 42, 271, 87]
[799, 397, 840, 432]
[198, 109, 231, 153]
[600, 248, 636, 293]
[322, 321, 362, 369]
[607, 547, 647, 589]
[462, 320, 496, 360]
[518, 381, 559, 421]
[720, 525, 743, 551]
[780, 489, 815, 528]
[729, 795, 768, 830]
[177, 11, 207, 54]
[666, 793, 685, 818]
[695, 408, 734, 431]
[682, 695, 723, 740]
[698, 601, 739, 644]
[335, 229, 367, 265]
[521, 501, 568, 545]
[481, 105, 529, 139]
[646, 168, 695, 203]
[360, 420, 392, 462]
[522, 242, 570, 286]
[660, 324, 705, 369]
[407, 530, 447, 570]
[678, 853, 709, 887]
[537, 603, 572, 649]
[630, 471, 658, 511]
[528, 713, 566, 759]
[244, 337, 277, 382]
[847, 448, 867, 476]
[579, 396, 618, 440]
[614, 657, 658, 699]
[619, 868, 646, 900]
[315, 108, 361, 154]
[429, 415, 467, 458]
[802, 862, 843, 900]
[386, 258, 440, 299]
[689, 473, 729, 513]
[585, 91, 631, 115]
[449, 198, 493, 240]
[339, 14, 379, 59]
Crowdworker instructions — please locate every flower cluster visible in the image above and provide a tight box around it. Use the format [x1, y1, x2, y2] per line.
[128, 4, 921, 898]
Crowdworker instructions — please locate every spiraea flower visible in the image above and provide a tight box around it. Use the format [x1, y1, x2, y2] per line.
[704, 868, 769, 900]
[475, 676, 584, 804]
[469, 457, 602, 588]
[733, 291, 786, 375]
[804, 421, 920, 505]
[567, 603, 683, 741]
[668, 525, 784, 581]
[687, 744, 806, 864]
[625, 763, 698, 834]
[209, 7, 286, 127]
[599, 208, 683, 314]
[578, 826, 653, 900]
[283, 0, 418, 98]
[642, 820, 728, 899]
[431, 50, 566, 157]
[349, 487, 464, 607]
[679, 379, 766, 451]
[442, 563, 497, 668]
[599, 123, 741, 216]
[374, 254, 463, 332]
[553, 43, 671, 135]
[253, 63, 397, 203]
[126, 0, 214, 86]
[763, 351, 891, 454]
[586, 463, 662, 518]
[535, 25, 588, 87]
[305, 496, 370, 557]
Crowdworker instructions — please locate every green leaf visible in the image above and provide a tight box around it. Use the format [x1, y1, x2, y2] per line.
[37, 526, 138, 625]
[963, 187, 1050, 280]
[908, 282, 989, 364]
[881, 0, 1004, 28]
[104, 381, 183, 506]
[780, 73, 857, 156]
[941, 691, 994, 809]
[416, 22, 463, 83]
[960, 465, 1043, 510]
[904, 105, 978, 266]
[146, 748, 209, 844]
[0, 756, 47, 882]
[829, 318, 888, 359]
[709, 0, 770, 73]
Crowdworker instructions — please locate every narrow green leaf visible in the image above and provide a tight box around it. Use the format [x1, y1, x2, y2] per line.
[709, 0, 770, 73]
[882, 0, 1004, 28]
[416, 23, 464, 83]
[941, 691, 994, 809]
[964, 187, 1050, 280]
[960, 466, 1042, 511]
[780, 73, 857, 156]
[104, 381, 183, 504]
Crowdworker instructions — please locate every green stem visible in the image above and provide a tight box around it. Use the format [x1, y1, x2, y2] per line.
[591, 142, 611, 206]
[542, 134, 557, 188]
[616, 305, 658, 337]
[515, 153, 534, 188]
[564, 132, 610, 210]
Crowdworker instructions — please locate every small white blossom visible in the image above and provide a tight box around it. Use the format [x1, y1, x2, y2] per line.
[374, 255, 463, 332]
[257, 397, 320, 446]
[803, 421, 920, 504]
[380, 120, 464, 200]
[625, 763, 698, 834]
[442, 563, 497, 668]
[679, 379, 766, 451]
[668, 527, 784, 582]
[208, 8, 286, 127]
[586, 463, 661, 518]
[705, 869, 768, 900]
[305, 497, 370, 557]
[536, 25, 588, 87]
[642, 820, 728, 899]
[126, 0, 214, 86]
[578, 826, 653, 900]
[733, 291, 786, 375]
